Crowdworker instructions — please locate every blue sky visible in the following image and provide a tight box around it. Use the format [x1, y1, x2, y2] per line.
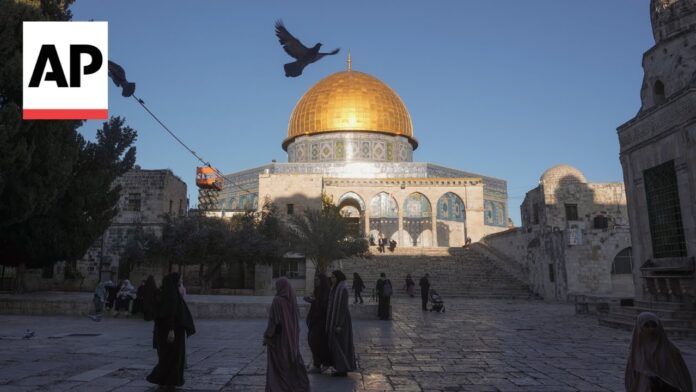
[72, 1, 653, 225]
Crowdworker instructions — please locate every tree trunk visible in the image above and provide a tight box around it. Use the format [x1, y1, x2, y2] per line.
[15, 263, 25, 293]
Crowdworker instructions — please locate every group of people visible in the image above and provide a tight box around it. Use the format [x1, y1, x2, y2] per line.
[349, 272, 393, 320]
[91, 270, 695, 392]
[369, 233, 397, 253]
[265, 270, 356, 391]
[92, 273, 194, 389]
[90, 277, 159, 321]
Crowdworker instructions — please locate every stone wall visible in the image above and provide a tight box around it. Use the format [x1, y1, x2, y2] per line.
[483, 226, 633, 301]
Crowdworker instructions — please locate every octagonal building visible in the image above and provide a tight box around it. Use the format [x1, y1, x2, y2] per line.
[202, 64, 509, 247]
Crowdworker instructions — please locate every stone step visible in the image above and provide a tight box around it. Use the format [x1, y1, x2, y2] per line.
[634, 300, 696, 311]
[338, 247, 531, 299]
[611, 305, 696, 320]
[602, 311, 696, 329]
[598, 315, 696, 338]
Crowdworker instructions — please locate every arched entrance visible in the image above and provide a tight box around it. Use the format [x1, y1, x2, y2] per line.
[369, 192, 399, 244]
[338, 192, 365, 237]
[403, 192, 433, 247]
[436, 192, 466, 247]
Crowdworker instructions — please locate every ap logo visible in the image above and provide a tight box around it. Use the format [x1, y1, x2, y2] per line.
[23, 21, 108, 120]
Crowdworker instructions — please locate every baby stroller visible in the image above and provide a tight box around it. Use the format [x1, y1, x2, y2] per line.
[429, 289, 445, 313]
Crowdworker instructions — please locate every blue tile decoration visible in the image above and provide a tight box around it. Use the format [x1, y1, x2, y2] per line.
[404, 192, 432, 218]
[484, 200, 507, 227]
[370, 192, 398, 218]
[437, 192, 465, 222]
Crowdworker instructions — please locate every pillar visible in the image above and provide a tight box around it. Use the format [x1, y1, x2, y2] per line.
[431, 202, 438, 247]
[363, 204, 370, 239]
[398, 201, 404, 247]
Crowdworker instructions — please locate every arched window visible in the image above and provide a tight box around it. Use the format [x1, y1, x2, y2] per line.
[403, 192, 433, 247]
[369, 192, 399, 243]
[654, 80, 666, 105]
[611, 247, 633, 275]
[593, 215, 609, 229]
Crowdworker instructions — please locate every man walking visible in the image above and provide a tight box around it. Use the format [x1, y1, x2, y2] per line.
[419, 273, 430, 311]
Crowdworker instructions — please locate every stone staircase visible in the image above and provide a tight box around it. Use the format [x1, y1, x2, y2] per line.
[598, 300, 696, 338]
[337, 246, 531, 298]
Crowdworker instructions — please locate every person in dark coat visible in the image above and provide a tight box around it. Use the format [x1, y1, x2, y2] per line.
[141, 275, 157, 322]
[304, 273, 332, 373]
[326, 270, 356, 377]
[105, 280, 121, 310]
[264, 277, 310, 392]
[404, 274, 415, 298]
[419, 273, 430, 311]
[146, 272, 195, 388]
[375, 272, 391, 320]
[352, 272, 365, 304]
[625, 312, 692, 392]
[132, 280, 146, 315]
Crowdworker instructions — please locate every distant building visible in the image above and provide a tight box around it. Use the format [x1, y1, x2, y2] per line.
[74, 168, 187, 287]
[482, 165, 633, 302]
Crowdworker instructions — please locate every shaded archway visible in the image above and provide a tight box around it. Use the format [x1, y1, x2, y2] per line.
[369, 192, 398, 243]
[338, 192, 365, 237]
[611, 247, 634, 296]
[403, 192, 432, 247]
[436, 192, 466, 247]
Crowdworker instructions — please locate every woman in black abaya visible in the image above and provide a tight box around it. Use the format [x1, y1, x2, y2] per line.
[305, 272, 332, 373]
[146, 272, 195, 388]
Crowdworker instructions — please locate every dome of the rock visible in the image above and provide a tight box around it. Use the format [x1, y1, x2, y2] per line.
[283, 69, 416, 150]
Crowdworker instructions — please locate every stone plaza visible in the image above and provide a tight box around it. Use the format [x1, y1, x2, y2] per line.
[2, 298, 696, 391]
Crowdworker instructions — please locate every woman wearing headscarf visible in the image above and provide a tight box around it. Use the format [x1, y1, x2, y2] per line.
[375, 272, 392, 320]
[404, 274, 415, 298]
[115, 279, 137, 317]
[326, 270, 356, 377]
[264, 277, 310, 392]
[304, 273, 332, 373]
[88, 280, 113, 322]
[625, 312, 692, 392]
[146, 272, 196, 388]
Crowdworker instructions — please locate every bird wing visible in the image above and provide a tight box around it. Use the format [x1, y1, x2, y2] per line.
[311, 48, 340, 64]
[321, 48, 340, 56]
[274, 20, 308, 60]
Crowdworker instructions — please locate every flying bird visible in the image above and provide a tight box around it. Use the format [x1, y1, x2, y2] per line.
[274, 20, 339, 77]
[107, 60, 136, 97]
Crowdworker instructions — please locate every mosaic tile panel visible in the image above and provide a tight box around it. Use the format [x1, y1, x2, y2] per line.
[404, 192, 432, 218]
[370, 192, 398, 218]
[287, 132, 413, 163]
[437, 192, 466, 222]
[484, 199, 507, 227]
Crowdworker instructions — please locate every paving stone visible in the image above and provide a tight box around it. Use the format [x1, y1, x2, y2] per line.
[1, 298, 696, 391]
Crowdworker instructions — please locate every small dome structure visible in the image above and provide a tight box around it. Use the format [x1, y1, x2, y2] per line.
[540, 164, 587, 185]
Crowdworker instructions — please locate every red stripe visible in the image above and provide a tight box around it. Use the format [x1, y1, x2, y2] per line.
[23, 109, 108, 120]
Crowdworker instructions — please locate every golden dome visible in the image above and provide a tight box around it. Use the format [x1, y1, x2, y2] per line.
[283, 69, 416, 150]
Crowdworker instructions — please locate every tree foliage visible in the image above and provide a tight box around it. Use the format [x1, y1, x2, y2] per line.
[133, 204, 287, 293]
[288, 194, 369, 273]
[0, 2, 137, 272]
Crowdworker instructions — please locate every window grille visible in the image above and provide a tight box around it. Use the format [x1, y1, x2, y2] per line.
[565, 204, 579, 221]
[127, 193, 141, 211]
[644, 161, 687, 258]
